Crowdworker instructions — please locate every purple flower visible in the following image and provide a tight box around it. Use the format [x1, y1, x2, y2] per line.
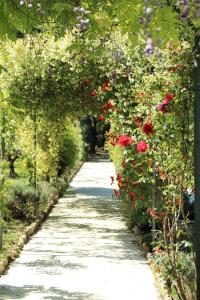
[113, 51, 122, 63]
[144, 38, 154, 55]
[180, 5, 190, 17]
[178, 0, 188, 4]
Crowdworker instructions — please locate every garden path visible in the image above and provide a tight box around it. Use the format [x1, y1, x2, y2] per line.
[0, 154, 161, 300]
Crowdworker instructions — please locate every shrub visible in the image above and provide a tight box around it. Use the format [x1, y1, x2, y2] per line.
[5, 177, 67, 223]
[153, 249, 195, 300]
[6, 183, 40, 223]
[49, 177, 66, 196]
[124, 205, 151, 232]
[37, 181, 57, 205]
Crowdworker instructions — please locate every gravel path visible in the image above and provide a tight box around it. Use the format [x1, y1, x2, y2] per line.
[0, 156, 161, 300]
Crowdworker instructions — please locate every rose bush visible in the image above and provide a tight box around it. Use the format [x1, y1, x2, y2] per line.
[90, 37, 195, 299]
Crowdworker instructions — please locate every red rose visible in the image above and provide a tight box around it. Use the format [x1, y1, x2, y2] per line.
[163, 93, 175, 105]
[103, 85, 109, 92]
[105, 102, 113, 109]
[137, 141, 149, 153]
[110, 176, 114, 181]
[129, 191, 135, 202]
[120, 183, 125, 190]
[143, 122, 154, 136]
[156, 93, 175, 113]
[118, 135, 133, 147]
[110, 176, 114, 184]
[84, 79, 89, 86]
[117, 173, 122, 183]
[113, 189, 120, 197]
[90, 90, 96, 97]
[98, 115, 105, 121]
[156, 102, 166, 113]
[103, 81, 110, 92]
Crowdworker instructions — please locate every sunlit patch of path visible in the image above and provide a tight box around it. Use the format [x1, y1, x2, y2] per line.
[0, 154, 161, 300]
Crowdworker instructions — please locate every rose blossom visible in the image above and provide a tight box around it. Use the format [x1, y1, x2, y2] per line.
[90, 90, 96, 97]
[118, 135, 133, 147]
[156, 93, 175, 113]
[156, 102, 166, 113]
[104, 102, 113, 109]
[129, 191, 135, 202]
[98, 115, 105, 121]
[143, 122, 154, 136]
[110, 176, 114, 183]
[163, 93, 175, 105]
[84, 79, 89, 86]
[103, 81, 109, 92]
[137, 141, 149, 153]
[113, 189, 120, 197]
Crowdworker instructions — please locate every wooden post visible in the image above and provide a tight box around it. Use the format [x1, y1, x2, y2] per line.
[152, 168, 156, 242]
[1, 108, 5, 160]
[194, 35, 200, 300]
[0, 108, 5, 250]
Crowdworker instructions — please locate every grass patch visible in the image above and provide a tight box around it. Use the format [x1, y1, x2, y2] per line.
[0, 220, 25, 261]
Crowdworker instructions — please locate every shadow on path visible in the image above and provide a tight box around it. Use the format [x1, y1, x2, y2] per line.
[0, 285, 99, 300]
[71, 187, 114, 198]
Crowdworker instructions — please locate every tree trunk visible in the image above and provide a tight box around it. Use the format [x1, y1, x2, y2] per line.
[8, 158, 17, 178]
[33, 113, 37, 190]
[7, 152, 20, 178]
[0, 209, 2, 250]
[194, 35, 200, 300]
[0, 109, 5, 250]
[1, 109, 5, 160]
